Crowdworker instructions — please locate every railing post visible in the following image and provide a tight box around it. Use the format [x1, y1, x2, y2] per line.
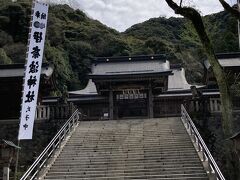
[58, 134, 62, 148]
[210, 99, 213, 112]
[67, 122, 70, 133]
[214, 99, 217, 112]
[47, 106, 50, 120]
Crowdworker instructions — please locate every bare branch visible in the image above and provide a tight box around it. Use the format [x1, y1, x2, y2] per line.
[165, 0, 213, 52]
[180, 0, 183, 7]
[219, 0, 240, 20]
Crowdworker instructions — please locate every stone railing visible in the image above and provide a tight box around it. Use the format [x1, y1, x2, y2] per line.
[35, 105, 50, 120]
[189, 100, 200, 112]
[35, 103, 76, 121]
[188, 98, 221, 113]
[209, 97, 240, 112]
[209, 98, 221, 112]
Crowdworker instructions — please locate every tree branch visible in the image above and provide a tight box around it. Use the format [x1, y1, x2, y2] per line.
[219, 0, 240, 20]
[180, 0, 183, 7]
[165, 0, 213, 51]
[165, 0, 233, 138]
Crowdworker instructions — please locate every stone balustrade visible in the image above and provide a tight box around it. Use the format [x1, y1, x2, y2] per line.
[35, 103, 75, 121]
[209, 98, 221, 112]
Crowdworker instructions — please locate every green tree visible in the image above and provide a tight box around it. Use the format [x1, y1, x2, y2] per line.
[65, 41, 92, 87]
[0, 3, 29, 42]
[3, 43, 26, 63]
[0, 48, 11, 64]
[45, 45, 76, 94]
[144, 37, 170, 54]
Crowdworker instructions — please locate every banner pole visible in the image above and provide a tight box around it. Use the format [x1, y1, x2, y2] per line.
[238, 0, 240, 50]
[14, 140, 20, 180]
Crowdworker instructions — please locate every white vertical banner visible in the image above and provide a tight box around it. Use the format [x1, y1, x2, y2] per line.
[18, 1, 49, 140]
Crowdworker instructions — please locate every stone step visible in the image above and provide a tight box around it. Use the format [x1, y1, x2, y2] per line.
[49, 165, 204, 173]
[60, 145, 195, 152]
[42, 118, 208, 180]
[73, 131, 187, 134]
[68, 138, 191, 143]
[52, 160, 203, 167]
[53, 159, 201, 166]
[64, 142, 194, 146]
[49, 163, 204, 172]
[66, 140, 192, 144]
[57, 152, 198, 159]
[65, 143, 192, 145]
[59, 149, 197, 155]
[54, 154, 200, 161]
[45, 177, 207, 180]
[71, 133, 189, 137]
[46, 169, 206, 178]
[44, 173, 208, 179]
[63, 144, 193, 148]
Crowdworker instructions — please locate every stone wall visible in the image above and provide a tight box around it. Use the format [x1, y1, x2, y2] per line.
[0, 119, 66, 179]
[191, 111, 240, 179]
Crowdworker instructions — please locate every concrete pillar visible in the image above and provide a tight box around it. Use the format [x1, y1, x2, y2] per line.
[214, 99, 218, 112]
[109, 90, 114, 120]
[148, 84, 154, 118]
[195, 101, 199, 111]
[209, 98, 214, 112]
[3, 166, 9, 180]
[47, 106, 51, 119]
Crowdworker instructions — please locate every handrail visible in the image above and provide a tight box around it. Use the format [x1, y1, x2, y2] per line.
[181, 105, 225, 180]
[20, 109, 80, 180]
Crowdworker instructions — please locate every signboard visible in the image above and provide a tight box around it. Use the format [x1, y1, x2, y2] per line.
[18, 1, 49, 140]
[116, 89, 147, 100]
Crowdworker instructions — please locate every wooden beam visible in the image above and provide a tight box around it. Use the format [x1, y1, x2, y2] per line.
[148, 82, 154, 118]
[109, 89, 114, 120]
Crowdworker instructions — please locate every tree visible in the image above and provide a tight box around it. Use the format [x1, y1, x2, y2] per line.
[165, 0, 233, 137]
[218, 0, 240, 20]
[219, 0, 240, 50]
[0, 48, 11, 64]
[164, 0, 238, 178]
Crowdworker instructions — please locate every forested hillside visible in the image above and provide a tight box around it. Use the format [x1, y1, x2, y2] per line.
[0, 0, 239, 94]
[124, 11, 239, 82]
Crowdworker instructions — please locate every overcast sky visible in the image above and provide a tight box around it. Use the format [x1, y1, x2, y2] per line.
[54, 0, 235, 32]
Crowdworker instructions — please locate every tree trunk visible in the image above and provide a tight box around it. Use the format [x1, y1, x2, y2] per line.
[165, 0, 233, 138]
[164, 0, 238, 178]
[219, 0, 240, 20]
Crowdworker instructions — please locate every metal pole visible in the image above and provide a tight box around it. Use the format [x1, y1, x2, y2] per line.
[238, 0, 240, 50]
[14, 140, 20, 180]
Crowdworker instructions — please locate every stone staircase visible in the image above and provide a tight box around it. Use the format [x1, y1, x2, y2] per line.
[43, 117, 208, 180]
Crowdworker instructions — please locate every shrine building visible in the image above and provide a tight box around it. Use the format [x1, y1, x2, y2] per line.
[42, 53, 240, 120]
[64, 54, 203, 120]
[0, 63, 54, 120]
[1, 53, 239, 121]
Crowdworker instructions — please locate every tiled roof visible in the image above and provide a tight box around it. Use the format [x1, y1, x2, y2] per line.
[0, 63, 53, 78]
[219, 58, 240, 67]
[204, 52, 240, 69]
[91, 60, 170, 76]
[69, 80, 97, 95]
[93, 54, 167, 62]
[168, 68, 204, 91]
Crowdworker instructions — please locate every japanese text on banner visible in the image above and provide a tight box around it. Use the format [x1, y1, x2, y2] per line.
[18, 1, 48, 140]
